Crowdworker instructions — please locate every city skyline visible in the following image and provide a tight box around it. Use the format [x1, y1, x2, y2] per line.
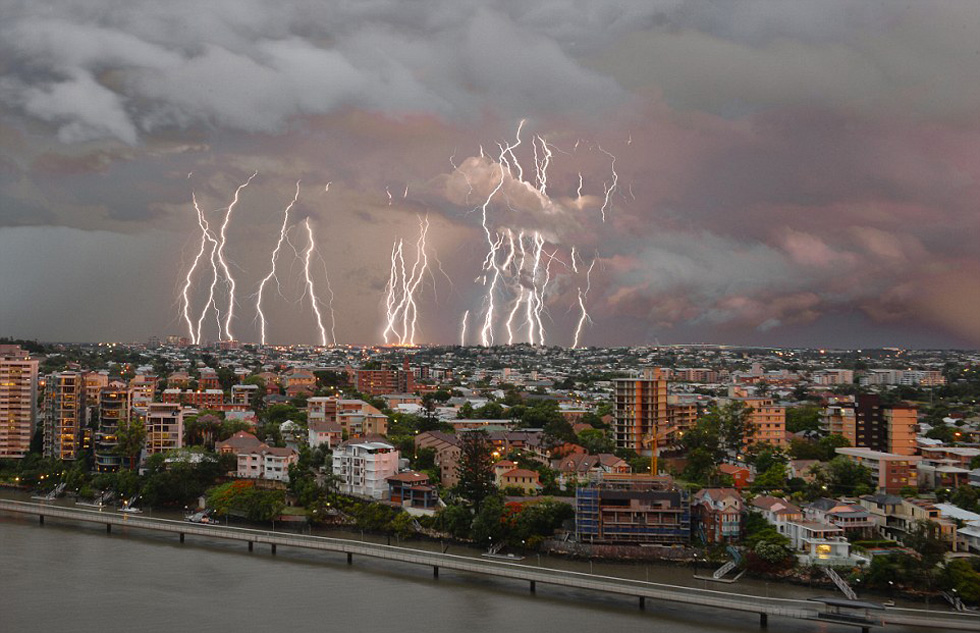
[1, 2, 979, 349]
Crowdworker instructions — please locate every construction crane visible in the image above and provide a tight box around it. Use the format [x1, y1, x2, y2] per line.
[642, 426, 672, 476]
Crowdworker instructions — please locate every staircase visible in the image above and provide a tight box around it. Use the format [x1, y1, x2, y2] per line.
[824, 567, 857, 600]
[942, 591, 966, 612]
[713, 559, 738, 579]
[712, 546, 744, 579]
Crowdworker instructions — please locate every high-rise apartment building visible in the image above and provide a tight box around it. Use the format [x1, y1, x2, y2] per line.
[43, 371, 86, 461]
[0, 345, 39, 458]
[824, 394, 917, 456]
[145, 402, 185, 455]
[613, 369, 668, 454]
[351, 358, 415, 396]
[95, 385, 129, 472]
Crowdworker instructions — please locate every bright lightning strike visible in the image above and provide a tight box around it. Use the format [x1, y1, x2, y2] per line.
[382, 216, 431, 346]
[460, 310, 469, 346]
[181, 192, 217, 345]
[301, 218, 329, 346]
[216, 171, 257, 341]
[572, 258, 597, 349]
[255, 180, 300, 345]
[597, 145, 618, 222]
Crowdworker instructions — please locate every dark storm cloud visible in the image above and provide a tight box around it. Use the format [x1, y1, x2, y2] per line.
[0, 1, 978, 347]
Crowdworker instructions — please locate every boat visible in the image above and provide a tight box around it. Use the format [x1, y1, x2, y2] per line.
[185, 509, 221, 525]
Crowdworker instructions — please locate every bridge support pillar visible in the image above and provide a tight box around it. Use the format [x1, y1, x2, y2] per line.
[759, 613, 767, 628]
[179, 533, 185, 543]
[639, 597, 645, 610]
[433, 566, 439, 579]
[106, 523, 111, 534]
[248, 541, 253, 552]
[347, 553, 352, 565]
[39, 515, 44, 526]
[529, 581, 536, 594]
[271, 544, 277, 555]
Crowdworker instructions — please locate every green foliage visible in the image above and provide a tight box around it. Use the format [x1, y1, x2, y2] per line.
[952, 485, 980, 512]
[942, 558, 980, 605]
[470, 495, 507, 544]
[453, 430, 496, 508]
[207, 480, 286, 522]
[751, 462, 789, 493]
[434, 504, 473, 539]
[114, 417, 146, 469]
[142, 451, 232, 507]
[904, 520, 947, 570]
[577, 428, 616, 455]
[811, 456, 874, 496]
[745, 445, 787, 474]
[353, 502, 400, 532]
[789, 434, 850, 461]
[785, 405, 822, 434]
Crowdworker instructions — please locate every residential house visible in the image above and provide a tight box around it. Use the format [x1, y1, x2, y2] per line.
[719, 463, 751, 489]
[217, 430, 264, 455]
[387, 471, 439, 514]
[692, 488, 744, 544]
[308, 421, 343, 450]
[804, 498, 875, 539]
[497, 468, 542, 495]
[237, 445, 298, 482]
[415, 431, 462, 488]
[751, 496, 803, 537]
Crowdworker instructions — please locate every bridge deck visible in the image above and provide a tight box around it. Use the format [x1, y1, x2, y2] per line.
[3, 500, 977, 631]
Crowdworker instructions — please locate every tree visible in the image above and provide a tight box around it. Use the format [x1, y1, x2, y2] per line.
[697, 402, 754, 458]
[812, 456, 874, 496]
[454, 430, 496, 509]
[114, 418, 145, 470]
[577, 429, 616, 455]
[207, 480, 286, 522]
[785, 405, 822, 434]
[942, 558, 980, 605]
[752, 462, 789, 493]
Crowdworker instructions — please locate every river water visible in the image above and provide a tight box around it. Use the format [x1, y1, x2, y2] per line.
[0, 500, 938, 633]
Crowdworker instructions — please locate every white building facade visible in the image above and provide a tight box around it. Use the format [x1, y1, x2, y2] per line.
[332, 441, 399, 499]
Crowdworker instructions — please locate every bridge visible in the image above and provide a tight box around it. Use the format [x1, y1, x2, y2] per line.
[3, 499, 978, 632]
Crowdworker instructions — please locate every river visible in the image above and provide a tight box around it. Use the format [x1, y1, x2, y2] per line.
[0, 505, 939, 633]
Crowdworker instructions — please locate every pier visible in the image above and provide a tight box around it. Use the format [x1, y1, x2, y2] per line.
[3, 499, 977, 631]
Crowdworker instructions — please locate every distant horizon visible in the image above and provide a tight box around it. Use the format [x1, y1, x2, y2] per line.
[7, 336, 977, 354]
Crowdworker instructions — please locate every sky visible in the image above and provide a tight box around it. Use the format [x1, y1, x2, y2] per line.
[1, 1, 978, 349]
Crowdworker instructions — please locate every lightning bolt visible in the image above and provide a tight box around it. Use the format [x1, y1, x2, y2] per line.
[216, 171, 257, 341]
[301, 217, 329, 346]
[382, 216, 430, 346]
[460, 310, 469, 347]
[194, 198, 221, 346]
[180, 192, 218, 345]
[255, 180, 300, 345]
[598, 145, 618, 222]
[572, 258, 597, 349]
[478, 120, 525, 346]
[386, 186, 393, 206]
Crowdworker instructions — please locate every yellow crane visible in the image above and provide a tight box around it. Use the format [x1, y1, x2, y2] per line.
[642, 425, 672, 476]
